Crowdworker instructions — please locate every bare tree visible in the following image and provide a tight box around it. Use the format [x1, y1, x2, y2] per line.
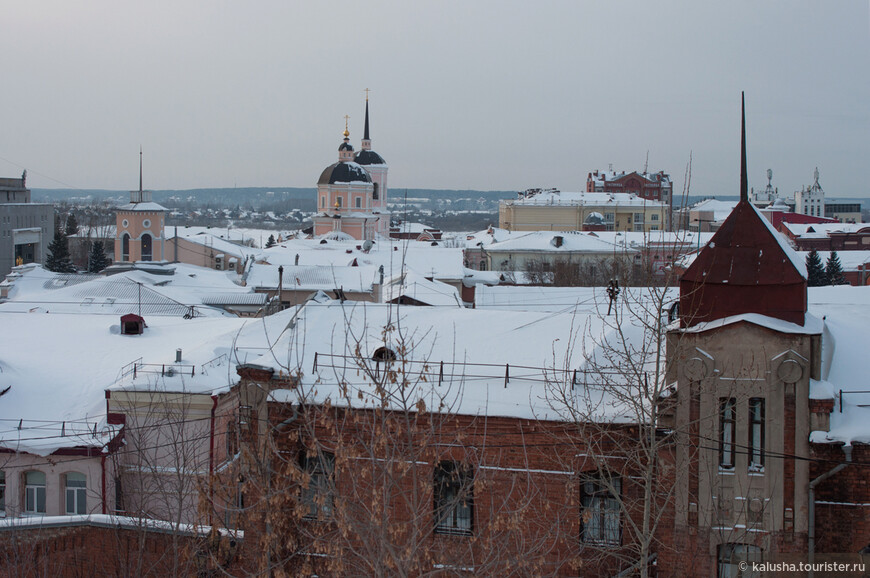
[213, 301, 584, 576]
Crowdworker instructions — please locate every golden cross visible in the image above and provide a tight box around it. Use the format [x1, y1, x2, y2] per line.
[364, 88, 371, 101]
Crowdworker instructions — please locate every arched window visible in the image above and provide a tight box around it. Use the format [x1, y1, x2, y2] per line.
[24, 470, 46, 514]
[141, 233, 153, 261]
[121, 233, 130, 262]
[65, 472, 87, 515]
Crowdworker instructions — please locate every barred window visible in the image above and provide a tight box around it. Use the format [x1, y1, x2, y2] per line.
[581, 475, 621, 546]
[434, 461, 473, 536]
[300, 451, 334, 520]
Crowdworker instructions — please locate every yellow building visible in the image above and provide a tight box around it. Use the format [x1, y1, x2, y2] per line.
[499, 189, 667, 233]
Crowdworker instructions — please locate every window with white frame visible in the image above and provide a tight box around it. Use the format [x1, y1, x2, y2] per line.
[355, 196, 361, 208]
[434, 461, 473, 536]
[718, 543, 762, 577]
[580, 475, 621, 546]
[633, 212, 644, 223]
[24, 471, 46, 514]
[651, 213, 659, 221]
[300, 451, 334, 520]
[65, 472, 87, 515]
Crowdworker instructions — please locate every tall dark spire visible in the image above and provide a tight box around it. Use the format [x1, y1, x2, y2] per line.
[740, 92, 748, 203]
[364, 97, 370, 141]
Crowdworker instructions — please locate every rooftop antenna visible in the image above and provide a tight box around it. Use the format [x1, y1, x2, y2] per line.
[740, 92, 748, 203]
[644, 150, 649, 174]
[139, 146, 143, 195]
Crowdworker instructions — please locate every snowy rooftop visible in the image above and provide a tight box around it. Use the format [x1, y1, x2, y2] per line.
[507, 191, 667, 208]
[246, 263, 382, 293]
[588, 170, 671, 185]
[806, 286, 870, 444]
[261, 237, 466, 280]
[782, 222, 870, 238]
[689, 199, 739, 221]
[254, 298, 662, 423]
[0, 264, 254, 316]
[486, 230, 637, 254]
[382, 271, 463, 307]
[0, 308, 296, 455]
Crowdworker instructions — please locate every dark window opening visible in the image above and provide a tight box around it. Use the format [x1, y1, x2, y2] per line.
[434, 461, 473, 536]
[580, 475, 621, 546]
[141, 233, 153, 261]
[720, 398, 736, 469]
[300, 451, 334, 519]
[749, 398, 765, 469]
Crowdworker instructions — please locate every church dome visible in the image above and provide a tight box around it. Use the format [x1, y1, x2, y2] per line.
[339, 141, 354, 152]
[318, 162, 372, 185]
[354, 149, 386, 165]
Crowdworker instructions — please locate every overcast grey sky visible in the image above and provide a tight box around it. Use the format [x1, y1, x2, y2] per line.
[3, 1, 869, 198]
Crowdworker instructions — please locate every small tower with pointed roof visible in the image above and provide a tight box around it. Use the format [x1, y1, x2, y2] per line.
[679, 94, 808, 327]
[354, 92, 389, 222]
[114, 150, 167, 263]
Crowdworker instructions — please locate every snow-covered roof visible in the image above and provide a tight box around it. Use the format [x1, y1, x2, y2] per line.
[748, 202, 808, 278]
[0, 307, 296, 455]
[782, 222, 870, 237]
[0, 264, 254, 316]
[588, 170, 672, 185]
[117, 201, 167, 212]
[689, 199, 738, 221]
[262, 237, 466, 281]
[253, 298, 662, 423]
[246, 264, 382, 293]
[796, 251, 870, 271]
[382, 272, 462, 307]
[168, 229, 261, 260]
[486, 231, 637, 254]
[507, 191, 667, 208]
[0, 513, 242, 537]
[392, 222, 439, 234]
[806, 286, 870, 444]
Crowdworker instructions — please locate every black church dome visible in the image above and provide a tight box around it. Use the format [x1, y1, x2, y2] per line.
[318, 162, 372, 185]
[354, 149, 386, 165]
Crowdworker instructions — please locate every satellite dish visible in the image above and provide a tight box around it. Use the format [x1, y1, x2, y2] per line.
[767, 168, 772, 182]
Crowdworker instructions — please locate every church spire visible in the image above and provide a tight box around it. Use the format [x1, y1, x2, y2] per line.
[362, 88, 372, 151]
[740, 92, 748, 203]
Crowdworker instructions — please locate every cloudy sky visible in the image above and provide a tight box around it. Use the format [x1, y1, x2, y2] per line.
[3, 1, 869, 198]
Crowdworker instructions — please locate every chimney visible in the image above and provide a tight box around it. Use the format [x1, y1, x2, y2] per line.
[176, 348, 182, 363]
[295, 254, 299, 266]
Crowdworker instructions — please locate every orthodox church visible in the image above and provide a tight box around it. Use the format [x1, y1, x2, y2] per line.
[312, 97, 390, 240]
